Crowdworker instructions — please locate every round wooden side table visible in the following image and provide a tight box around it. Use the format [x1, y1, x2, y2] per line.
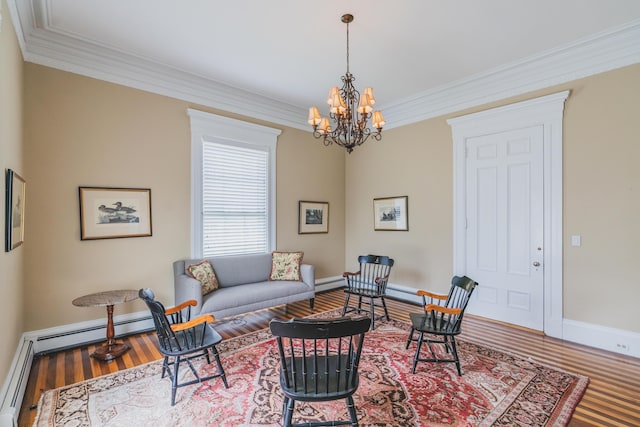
[72, 289, 139, 361]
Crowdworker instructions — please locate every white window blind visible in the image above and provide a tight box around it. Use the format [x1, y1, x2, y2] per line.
[188, 109, 280, 259]
[202, 142, 269, 257]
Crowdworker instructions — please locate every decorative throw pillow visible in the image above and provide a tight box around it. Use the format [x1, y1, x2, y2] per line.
[270, 251, 304, 281]
[185, 260, 219, 295]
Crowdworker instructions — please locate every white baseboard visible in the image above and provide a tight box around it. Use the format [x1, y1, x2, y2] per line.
[314, 276, 343, 293]
[563, 318, 640, 358]
[386, 282, 422, 305]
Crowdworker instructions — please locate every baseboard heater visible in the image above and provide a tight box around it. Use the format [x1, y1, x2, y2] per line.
[0, 337, 34, 427]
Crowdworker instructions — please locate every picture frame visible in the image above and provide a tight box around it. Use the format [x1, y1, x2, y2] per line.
[79, 187, 152, 240]
[298, 200, 329, 234]
[373, 196, 409, 231]
[5, 169, 26, 251]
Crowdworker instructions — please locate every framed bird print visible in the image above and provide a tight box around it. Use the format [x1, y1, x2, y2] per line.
[79, 187, 152, 240]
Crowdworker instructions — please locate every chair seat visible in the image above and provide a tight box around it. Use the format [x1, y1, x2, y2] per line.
[409, 312, 459, 336]
[345, 287, 384, 298]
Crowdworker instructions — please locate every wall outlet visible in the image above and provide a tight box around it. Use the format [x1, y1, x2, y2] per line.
[616, 343, 629, 352]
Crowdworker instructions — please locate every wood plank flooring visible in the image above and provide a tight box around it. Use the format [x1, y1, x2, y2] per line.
[19, 289, 640, 426]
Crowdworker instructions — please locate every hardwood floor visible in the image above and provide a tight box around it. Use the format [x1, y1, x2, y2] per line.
[19, 289, 640, 426]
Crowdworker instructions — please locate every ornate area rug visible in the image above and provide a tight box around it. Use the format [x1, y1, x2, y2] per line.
[34, 312, 588, 426]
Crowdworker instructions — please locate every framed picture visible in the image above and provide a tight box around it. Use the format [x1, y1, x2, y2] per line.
[79, 187, 152, 240]
[373, 196, 409, 231]
[5, 169, 26, 251]
[298, 201, 329, 234]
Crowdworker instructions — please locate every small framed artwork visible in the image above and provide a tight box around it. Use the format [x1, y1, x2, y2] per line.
[373, 196, 409, 231]
[298, 201, 329, 234]
[5, 169, 26, 251]
[79, 187, 152, 240]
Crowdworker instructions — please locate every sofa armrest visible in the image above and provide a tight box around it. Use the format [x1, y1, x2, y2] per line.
[300, 263, 316, 290]
[174, 273, 204, 316]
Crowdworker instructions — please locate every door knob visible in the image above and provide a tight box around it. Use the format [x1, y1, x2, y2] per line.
[533, 261, 541, 267]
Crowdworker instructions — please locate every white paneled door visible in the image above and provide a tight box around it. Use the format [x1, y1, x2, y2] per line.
[465, 126, 544, 330]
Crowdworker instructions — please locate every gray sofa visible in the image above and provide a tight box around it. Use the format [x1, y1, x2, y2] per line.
[173, 253, 315, 319]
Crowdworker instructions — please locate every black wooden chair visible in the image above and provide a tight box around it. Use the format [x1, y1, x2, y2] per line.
[139, 288, 228, 405]
[270, 316, 371, 427]
[405, 276, 478, 375]
[342, 255, 394, 330]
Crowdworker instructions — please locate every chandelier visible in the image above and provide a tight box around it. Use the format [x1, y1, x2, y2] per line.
[307, 14, 385, 154]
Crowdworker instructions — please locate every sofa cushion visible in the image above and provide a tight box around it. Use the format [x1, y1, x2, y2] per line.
[270, 251, 303, 281]
[208, 253, 272, 287]
[185, 260, 219, 295]
[200, 280, 312, 316]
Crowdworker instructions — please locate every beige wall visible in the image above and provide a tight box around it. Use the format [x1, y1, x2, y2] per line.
[0, 0, 25, 383]
[346, 64, 640, 333]
[22, 64, 345, 331]
[345, 119, 454, 287]
[6, 23, 639, 355]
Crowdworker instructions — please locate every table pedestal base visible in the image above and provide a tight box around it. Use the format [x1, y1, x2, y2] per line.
[92, 343, 130, 362]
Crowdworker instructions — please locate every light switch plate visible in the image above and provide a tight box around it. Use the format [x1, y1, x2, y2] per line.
[571, 235, 581, 247]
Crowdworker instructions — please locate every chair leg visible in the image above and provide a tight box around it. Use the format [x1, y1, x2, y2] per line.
[346, 395, 359, 427]
[171, 355, 180, 406]
[342, 293, 351, 316]
[443, 335, 451, 354]
[380, 296, 390, 321]
[161, 356, 169, 378]
[309, 297, 315, 311]
[369, 297, 375, 330]
[412, 332, 424, 374]
[210, 345, 229, 388]
[406, 328, 415, 349]
[283, 397, 295, 427]
[450, 337, 462, 376]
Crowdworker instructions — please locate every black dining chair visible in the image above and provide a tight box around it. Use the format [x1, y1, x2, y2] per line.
[342, 254, 394, 330]
[270, 316, 371, 427]
[405, 276, 478, 375]
[139, 288, 228, 405]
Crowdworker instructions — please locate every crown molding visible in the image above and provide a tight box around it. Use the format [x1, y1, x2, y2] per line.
[8, 0, 309, 131]
[384, 19, 640, 128]
[8, 0, 640, 131]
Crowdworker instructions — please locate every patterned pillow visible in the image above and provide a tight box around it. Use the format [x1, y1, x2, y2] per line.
[270, 251, 304, 281]
[185, 260, 219, 295]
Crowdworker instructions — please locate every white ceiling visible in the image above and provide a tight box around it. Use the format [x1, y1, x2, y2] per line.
[7, 0, 640, 130]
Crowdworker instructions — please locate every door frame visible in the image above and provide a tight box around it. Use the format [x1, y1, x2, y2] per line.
[447, 91, 569, 338]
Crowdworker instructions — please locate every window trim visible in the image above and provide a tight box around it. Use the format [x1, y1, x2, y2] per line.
[187, 109, 281, 258]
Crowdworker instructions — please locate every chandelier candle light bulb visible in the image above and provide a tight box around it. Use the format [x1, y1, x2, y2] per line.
[308, 13, 385, 153]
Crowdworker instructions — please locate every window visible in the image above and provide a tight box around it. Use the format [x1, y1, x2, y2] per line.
[188, 109, 281, 258]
